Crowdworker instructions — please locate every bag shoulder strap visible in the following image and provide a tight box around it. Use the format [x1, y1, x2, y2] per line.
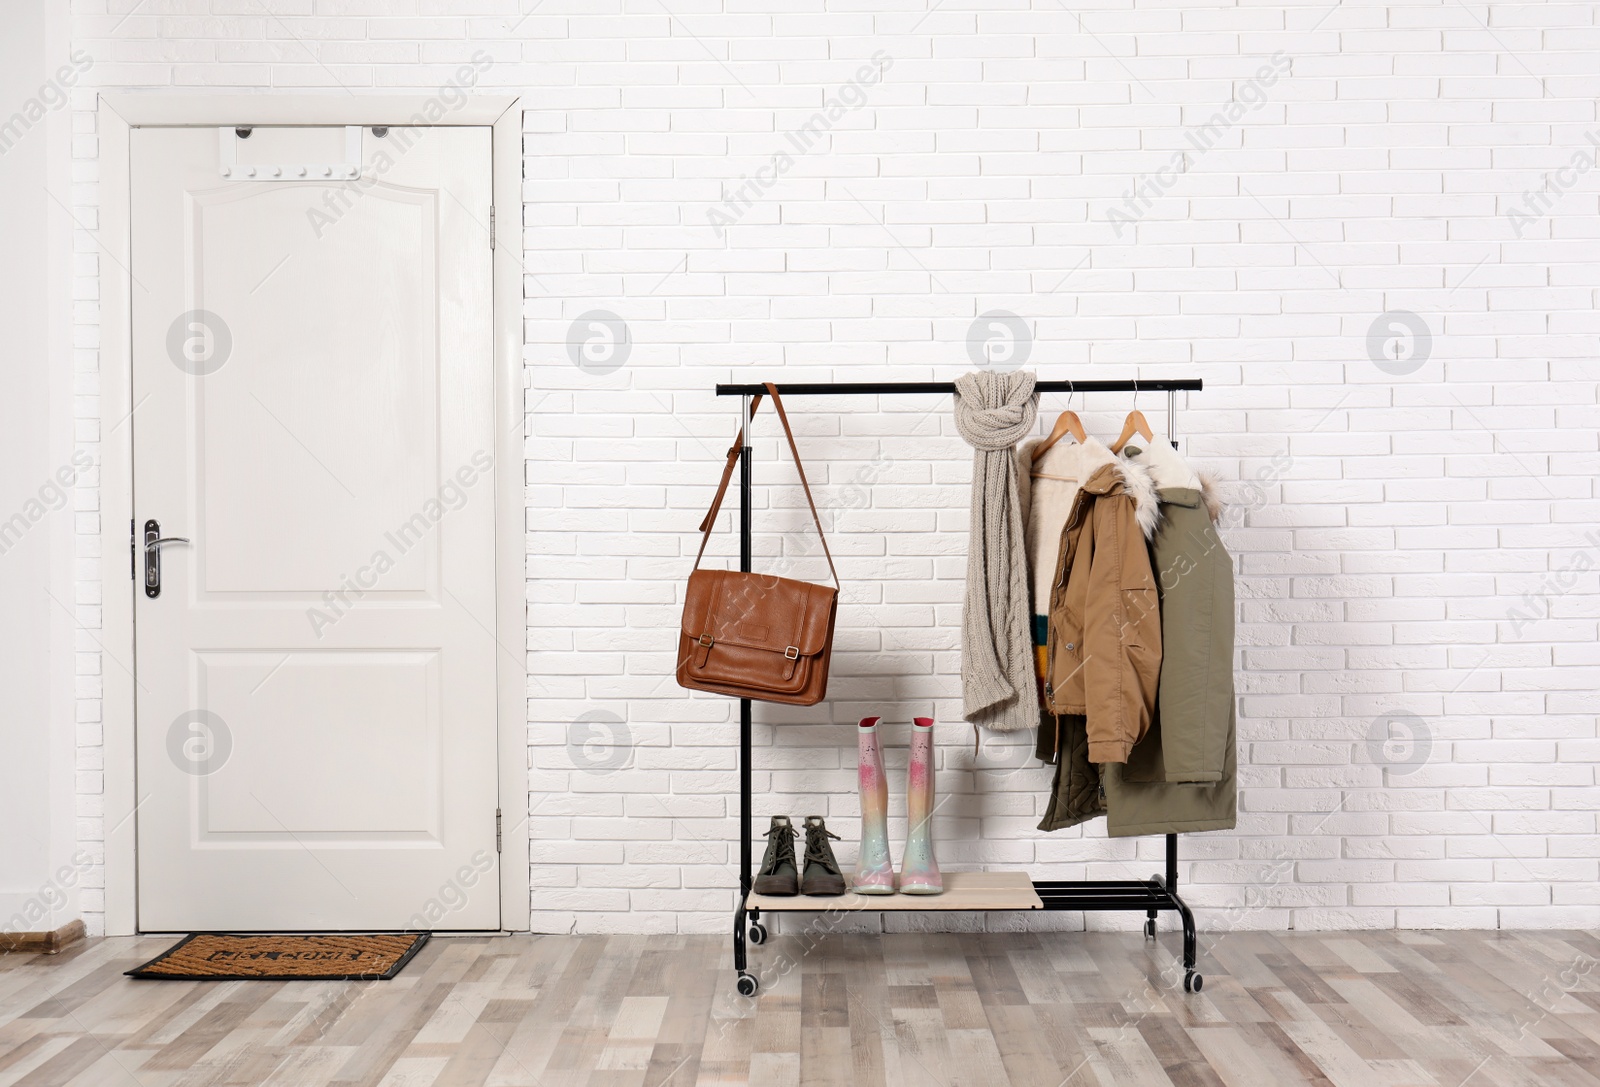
[692, 383, 839, 588]
[763, 382, 839, 587]
[695, 391, 761, 543]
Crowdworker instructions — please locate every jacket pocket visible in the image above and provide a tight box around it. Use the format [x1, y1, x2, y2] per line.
[1046, 604, 1086, 712]
[1119, 586, 1159, 647]
[1120, 585, 1161, 748]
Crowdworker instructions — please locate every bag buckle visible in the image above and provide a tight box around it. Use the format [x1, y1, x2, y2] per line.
[698, 634, 714, 648]
[784, 646, 799, 660]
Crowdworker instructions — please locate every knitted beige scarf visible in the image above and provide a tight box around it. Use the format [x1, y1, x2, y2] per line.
[953, 370, 1040, 732]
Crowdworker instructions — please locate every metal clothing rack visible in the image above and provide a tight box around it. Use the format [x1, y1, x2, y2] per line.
[714, 377, 1208, 997]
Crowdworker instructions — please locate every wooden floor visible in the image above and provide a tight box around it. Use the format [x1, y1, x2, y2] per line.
[2, 929, 1598, 1086]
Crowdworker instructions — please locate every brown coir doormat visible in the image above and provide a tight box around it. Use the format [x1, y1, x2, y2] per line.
[126, 933, 429, 981]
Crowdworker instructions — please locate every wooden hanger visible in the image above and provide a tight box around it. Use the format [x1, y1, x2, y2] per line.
[1031, 407, 1087, 462]
[1031, 410, 1087, 462]
[1110, 409, 1154, 454]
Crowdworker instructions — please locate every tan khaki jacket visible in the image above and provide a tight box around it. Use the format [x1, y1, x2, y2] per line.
[1042, 460, 1162, 764]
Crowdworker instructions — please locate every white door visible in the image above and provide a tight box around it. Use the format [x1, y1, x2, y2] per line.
[131, 125, 500, 931]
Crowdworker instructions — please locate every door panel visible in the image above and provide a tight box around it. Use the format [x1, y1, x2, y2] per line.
[195, 650, 440, 837]
[132, 125, 499, 931]
[191, 182, 438, 595]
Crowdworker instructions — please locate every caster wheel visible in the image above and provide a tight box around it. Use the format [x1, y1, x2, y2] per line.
[1144, 919, 1156, 939]
[749, 923, 768, 945]
[1184, 972, 1203, 993]
[736, 973, 759, 997]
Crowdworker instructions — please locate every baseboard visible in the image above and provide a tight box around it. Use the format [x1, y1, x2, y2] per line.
[0, 919, 86, 955]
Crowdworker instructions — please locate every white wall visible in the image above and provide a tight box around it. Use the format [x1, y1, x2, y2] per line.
[0, 0, 85, 936]
[67, 2, 1600, 937]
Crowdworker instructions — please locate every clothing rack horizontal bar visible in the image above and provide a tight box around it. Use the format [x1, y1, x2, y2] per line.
[715, 379, 1202, 397]
[1033, 880, 1168, 891]
[1038, 898, 1184, 911]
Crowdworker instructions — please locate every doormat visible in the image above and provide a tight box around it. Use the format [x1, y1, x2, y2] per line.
[126, 933, 429, 981]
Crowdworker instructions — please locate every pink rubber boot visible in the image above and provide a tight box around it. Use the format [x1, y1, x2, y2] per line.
[898, 717, 944, 894]
[851, 717, 895, 894]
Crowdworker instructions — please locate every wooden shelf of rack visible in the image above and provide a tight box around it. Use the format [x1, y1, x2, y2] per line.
[745, 870, 1043, 912]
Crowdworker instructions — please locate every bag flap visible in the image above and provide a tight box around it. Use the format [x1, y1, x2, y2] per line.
[683, 569, 836, 656]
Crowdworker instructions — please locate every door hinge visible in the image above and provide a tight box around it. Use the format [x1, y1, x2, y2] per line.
[495, 808, 503, 853]
[489, 206, 495, 250]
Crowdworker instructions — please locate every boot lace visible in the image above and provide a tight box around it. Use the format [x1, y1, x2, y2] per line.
[760, 823, 797, 873]
[803, 824, 842, 875]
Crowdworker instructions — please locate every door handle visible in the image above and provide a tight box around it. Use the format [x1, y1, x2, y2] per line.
[143, 520, 189, 598]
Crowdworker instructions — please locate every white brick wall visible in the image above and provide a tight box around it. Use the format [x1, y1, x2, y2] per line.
[68, 1, 1598, 937]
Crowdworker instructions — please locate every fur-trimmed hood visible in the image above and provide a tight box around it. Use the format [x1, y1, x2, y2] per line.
[1117, 439, 1225, 524]
[1113, 453, 1161, 539]
[1195, 467, 1225, 523]
[1017, 436, 1160, 618]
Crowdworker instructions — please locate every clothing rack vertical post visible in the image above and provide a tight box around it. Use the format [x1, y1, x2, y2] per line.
[715, 378, 1207, 998]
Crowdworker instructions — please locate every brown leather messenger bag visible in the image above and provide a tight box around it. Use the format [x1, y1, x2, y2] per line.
[676, 382, 838, 705]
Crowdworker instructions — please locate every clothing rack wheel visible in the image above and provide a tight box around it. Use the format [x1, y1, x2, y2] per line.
[715, 377, 1206, 997]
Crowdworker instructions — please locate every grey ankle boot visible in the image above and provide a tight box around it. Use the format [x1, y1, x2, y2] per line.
[800, 816, 846, 896]
[753, 816, 799, 896]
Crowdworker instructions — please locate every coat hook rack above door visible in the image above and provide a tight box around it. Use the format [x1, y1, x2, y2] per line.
[216, 125, 363, 181]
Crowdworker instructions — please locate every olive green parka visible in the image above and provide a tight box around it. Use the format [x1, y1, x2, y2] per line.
[1103, 444, 1237, 836]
